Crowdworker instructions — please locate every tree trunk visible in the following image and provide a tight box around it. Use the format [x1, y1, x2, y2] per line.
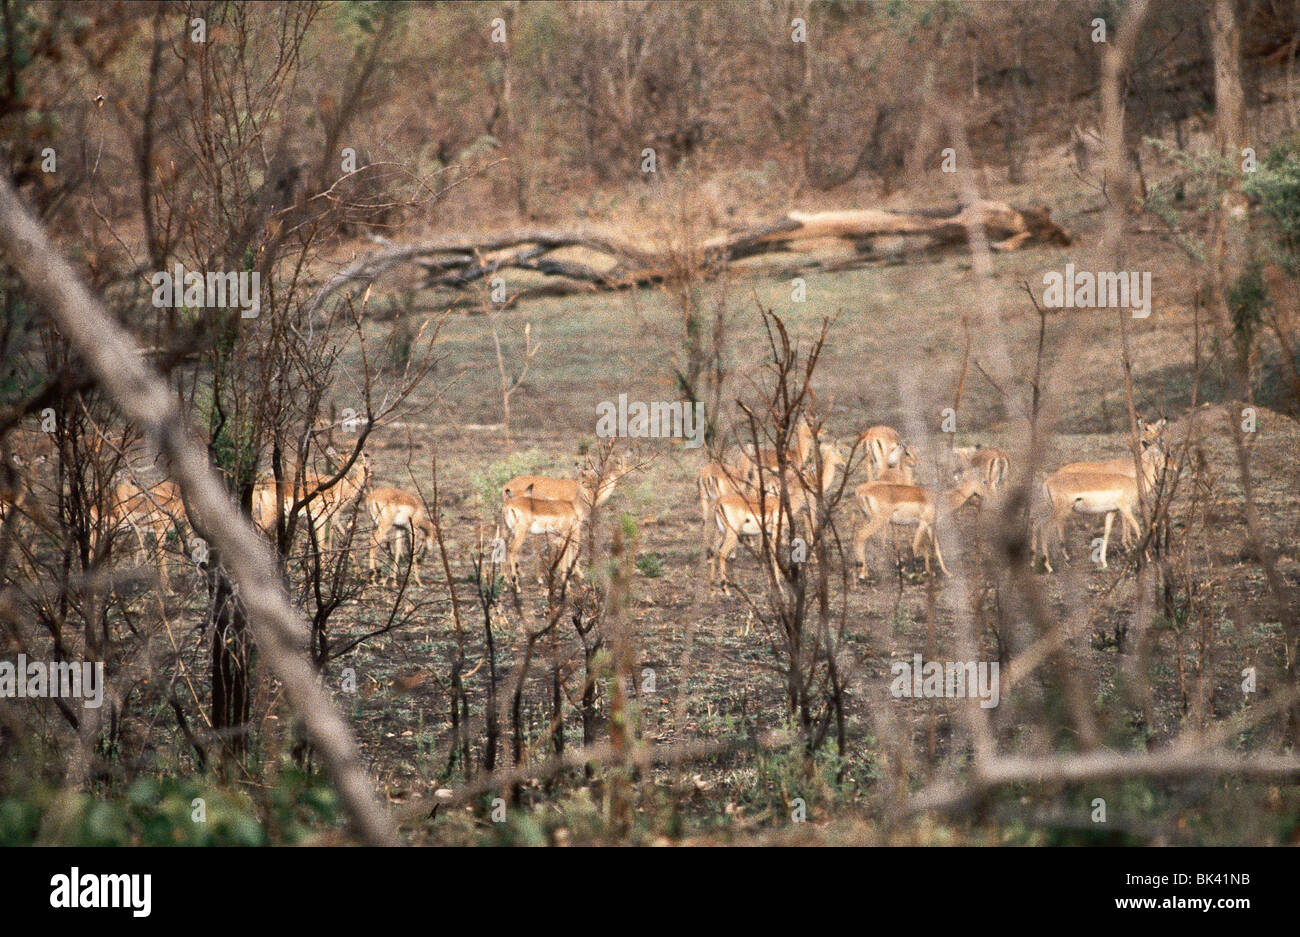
[1212, 0, 1246, 158]
[209, 563, 252, 764]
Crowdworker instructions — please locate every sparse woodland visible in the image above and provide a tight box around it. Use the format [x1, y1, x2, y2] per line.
[0, 0, 1298, 850]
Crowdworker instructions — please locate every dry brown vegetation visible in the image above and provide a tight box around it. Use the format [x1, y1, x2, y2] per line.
[1, 0, 1298, 848]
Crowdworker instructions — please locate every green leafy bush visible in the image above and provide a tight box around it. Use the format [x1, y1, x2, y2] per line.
[469, 448, 545, 504]
[1244, 137, 1300, 273]
[0, 769, 339, 846]
[635, 553, 663, 578]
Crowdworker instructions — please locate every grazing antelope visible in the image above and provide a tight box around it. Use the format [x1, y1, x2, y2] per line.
[251, 475, 332, 546]
[317, 453, 372, 543]
[1027, 478, 1062, 567]
[0, 449, 49, 523]
[501, 448, 632, 587]
[852, 473, 987, 579]
[857, 425, 903, 481]
[252, 455, 370, 547]
[808, 441, 848, 490]
[791, 441, 848, 535]
[1035, 439, 1172, 571]
[92, 479, 187, 589]
[953, 444, 1010, 492]
[252, 471, 316, 537]
[943, 474, 989, 514]
[366, 486, 434, 585]
[1034, 471, 1141, 572]
[252, 477, 294, 537]
[710, 438, 848, 588]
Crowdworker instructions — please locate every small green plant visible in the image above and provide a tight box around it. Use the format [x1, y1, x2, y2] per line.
[469, 448, 544, 504]
[477, 571, 507, 600]
[635, 552, 663, 578]
[737, 732, 857, 825]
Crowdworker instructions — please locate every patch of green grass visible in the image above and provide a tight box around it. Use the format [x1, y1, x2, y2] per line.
[635, 553, 663, 578]
[468, 448, 545, 504]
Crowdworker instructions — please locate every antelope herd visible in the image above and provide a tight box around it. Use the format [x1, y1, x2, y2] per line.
[0, 410, 1183, 596]
[697, 414, 1176, 590]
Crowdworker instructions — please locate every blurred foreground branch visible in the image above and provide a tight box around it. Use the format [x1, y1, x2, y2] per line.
[0, 177, 400, 847]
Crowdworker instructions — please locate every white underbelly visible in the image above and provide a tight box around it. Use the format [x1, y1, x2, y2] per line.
[1071, 499, 1120, 516]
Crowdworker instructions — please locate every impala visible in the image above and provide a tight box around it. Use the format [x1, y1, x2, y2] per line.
[251, 477, 295, 537]
[252, 454, 370, 547]
[502, 455, 631, 506]
[857, 425, 903, 481]
[251, 475, 331, 545]
[710, 484, 811, 592]
[366, 486, 433, 585]
[734, 416, 818, 486]
[316, 453, 371, 543]
[502, 482, 594, 587]
[696, 460, 751, 547]
[875, 444, 918, 485]
[1034, 471, 1141, 572]
[791, 441, 848, 535]
[1027, 478, 1061, 568]
[1053, 418, 1167, 479]
[0, 448, 49, 523]
[852, 473, 987, 579]
[92, 479, 187, 589]
[953, 444, 1010, 492]
[1035, 438, 1171, 571]
[807, 441, 848, 491]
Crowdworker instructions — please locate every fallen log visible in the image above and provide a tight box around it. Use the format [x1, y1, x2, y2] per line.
[431, 199, 1068, 288]
[309, 200, 1070, 314]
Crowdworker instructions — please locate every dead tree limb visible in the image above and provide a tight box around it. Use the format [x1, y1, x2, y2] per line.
[911, 749, 1300, 814]
[301, 201, 1071, 315]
